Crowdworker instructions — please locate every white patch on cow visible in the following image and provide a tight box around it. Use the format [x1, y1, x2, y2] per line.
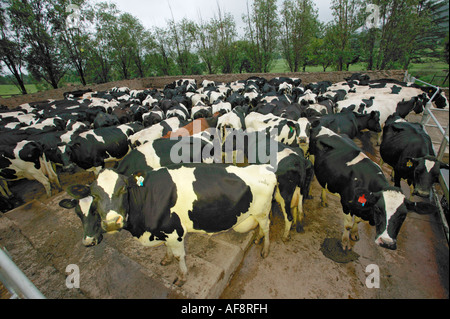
[136, 142, 161, 168]
[79, 131, 105, 143]
[375, 190, 405, 244]
[297, 118, 310, 141]
[346, 152, 368, 166]
[424, 159, 435, 173]
[166, 167, 197, 231]
[316, 126, 338, 138]
[136, 231, 166, 247]
[96, 169, 120, 198]
[79, 196, 93, 216]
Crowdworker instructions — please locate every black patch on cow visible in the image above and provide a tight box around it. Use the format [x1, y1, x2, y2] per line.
[18, 142, 42, 169]
[126, 169, 184, 242]
[189, 165, 253, 232]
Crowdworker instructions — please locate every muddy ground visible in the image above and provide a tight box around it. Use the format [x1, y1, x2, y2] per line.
[1, 114, 449, 299]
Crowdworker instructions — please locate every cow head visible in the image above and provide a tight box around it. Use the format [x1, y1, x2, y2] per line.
[422, 87, 449, 109]
[405, 156, 449, 197]
[352, 188, 437, 250]
[355, 111, 382, 133]
[59, 185, 103, 247]
[60, 169, 130, 247]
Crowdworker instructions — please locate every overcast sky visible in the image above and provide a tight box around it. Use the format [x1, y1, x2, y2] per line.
[90, 0, 334, 33]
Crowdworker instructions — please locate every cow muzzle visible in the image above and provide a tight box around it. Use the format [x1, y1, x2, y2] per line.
[375, 236, 397, 250]
[412, 189, 430, 198]
[102, 211, 124, 232]
[82, 235, 101, 247]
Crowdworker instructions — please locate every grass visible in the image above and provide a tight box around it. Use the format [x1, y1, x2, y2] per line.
[270, 59, 449, 87]
[0, 84, 39, 98]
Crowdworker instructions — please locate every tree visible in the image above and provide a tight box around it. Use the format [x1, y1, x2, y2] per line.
[8, 0, 67, 88]
[243, 0, 279, 72]
[0, 0, 28, 94]
[49, 0, 90, 85]
[329, 0, 363, 71]
[280, 0, 319, 72]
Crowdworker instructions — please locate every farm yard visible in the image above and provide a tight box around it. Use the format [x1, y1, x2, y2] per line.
[1, 0, 449, 304]
[0, 71, 448, 300]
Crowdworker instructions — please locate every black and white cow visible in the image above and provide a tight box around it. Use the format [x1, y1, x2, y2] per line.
[309, 124, 437, 250]
[1, 132, 61, 198]
[129, 117, 190, 147]
[67, 123, 143, 174]
[315, 110, 382, 139]
[245, 112, 302, 146]
[223, 130, 314, 236]
[380, 115, 449, 197]
[60, 163, 277, 285]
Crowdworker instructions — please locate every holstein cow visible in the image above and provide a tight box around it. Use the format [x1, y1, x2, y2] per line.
[67, 123, 143, 174]
[223, 130, 314, 236]
[1, 132, 61, 198]
[380, 115, 449, 198]
[315, 110, 382, 139]
[245, 112, 308, 148]
[60, 163, 277, 285]
[309, 124, 437, 250]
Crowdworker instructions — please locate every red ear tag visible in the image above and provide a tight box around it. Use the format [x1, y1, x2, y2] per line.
[358, 194, 367, 206]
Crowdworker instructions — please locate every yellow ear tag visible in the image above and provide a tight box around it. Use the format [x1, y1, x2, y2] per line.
[406, 160, 413, 168]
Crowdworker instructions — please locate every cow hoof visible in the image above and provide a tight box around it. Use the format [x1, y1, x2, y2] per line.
[160, 256, 174, 266]
[296, 224, 304, 233]
[281, 235, 291, 243]
[173, 276, 186, 287]
[321, 202, 328, 208]
[350, 234, 359, 242]
[260, 249, 269, 259]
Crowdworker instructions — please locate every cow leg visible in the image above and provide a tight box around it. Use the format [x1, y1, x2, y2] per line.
[342, 213, 356, 251]
[166, 239, 187, 286]
[274, 185, 291, 241]
[291, 186, 304, 233]
[321, 188, 328, 207]
[350, 216, 362, 242]
[0, 179, 13, 198]
[40, 157, 61, 191]
[161, 245, 174, 266]
[254, 215, 270, 258]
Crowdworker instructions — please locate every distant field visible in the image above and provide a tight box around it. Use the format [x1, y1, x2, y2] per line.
[271, 59, 448, 87]
[0, 84, 38, 98]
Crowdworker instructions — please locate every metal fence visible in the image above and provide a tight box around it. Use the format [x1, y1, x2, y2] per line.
[405, 71, 449, 242]
[0, 247, 45, 299]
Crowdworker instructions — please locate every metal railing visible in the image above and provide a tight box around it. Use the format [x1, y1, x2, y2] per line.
[405, 71, 449, 242]
[0, 247, 46, 299]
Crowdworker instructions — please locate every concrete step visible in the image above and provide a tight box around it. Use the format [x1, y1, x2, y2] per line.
[0, 192, 255, 299]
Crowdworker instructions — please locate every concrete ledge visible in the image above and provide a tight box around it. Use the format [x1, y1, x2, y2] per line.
[0, 192, 256, 299]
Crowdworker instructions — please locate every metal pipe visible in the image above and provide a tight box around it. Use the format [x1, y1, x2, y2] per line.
[0, 248, 46, 299]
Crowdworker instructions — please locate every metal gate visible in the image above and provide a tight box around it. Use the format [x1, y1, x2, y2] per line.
[405, 72, 449, 242]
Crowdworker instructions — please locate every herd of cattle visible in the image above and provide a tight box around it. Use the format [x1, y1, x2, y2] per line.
[1, 73, 449, 285]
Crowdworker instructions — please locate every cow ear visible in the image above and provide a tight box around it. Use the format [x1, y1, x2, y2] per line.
[440, 161, 449, 170]
[66, 184, 91, 199]
[59, 198, 78, 209]
[404, 200, 438, 215]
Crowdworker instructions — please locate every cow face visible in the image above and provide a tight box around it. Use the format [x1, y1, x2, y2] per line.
[353, 188, 436, 250]
[90, 169, 129, 232]
[59, 186, 103, 247]
[407, 156, 449, 197]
